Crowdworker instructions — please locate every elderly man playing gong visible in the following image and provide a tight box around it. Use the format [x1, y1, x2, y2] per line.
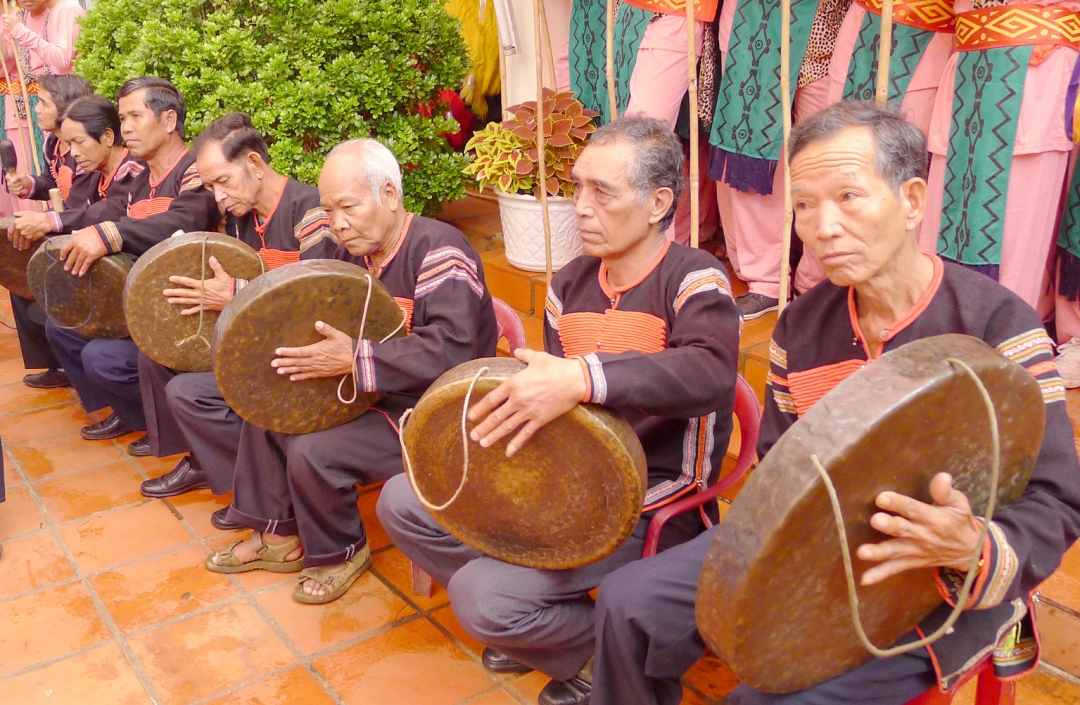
[378, 115, 742, 705]
[204, 138, 499, 604]
[587, 102, 1080, 705]
[134, 112, 337, 531]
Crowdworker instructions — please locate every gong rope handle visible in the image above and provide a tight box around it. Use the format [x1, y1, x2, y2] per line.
[813, 357, 1000, 658]
[400, 365, 490, 511]
[337, 272, 408, 404]
[175, 232, 213, 352]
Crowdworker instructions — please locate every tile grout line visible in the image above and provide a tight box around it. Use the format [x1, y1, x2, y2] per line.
[0, 439, 170, 705]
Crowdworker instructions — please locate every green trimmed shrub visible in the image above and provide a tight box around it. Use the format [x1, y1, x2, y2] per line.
[75, 0, 472, 215]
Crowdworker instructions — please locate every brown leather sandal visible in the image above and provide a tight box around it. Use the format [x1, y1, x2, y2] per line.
[205, 531, 303, 574]
[292, 544, 372, 604]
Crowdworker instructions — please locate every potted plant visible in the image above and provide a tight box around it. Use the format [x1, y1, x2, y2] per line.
[464, 89, 598, 271]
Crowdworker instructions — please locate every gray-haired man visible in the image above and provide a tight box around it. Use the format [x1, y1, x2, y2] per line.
[377, 115, 742, 705]
[589, 102, 1080, 705]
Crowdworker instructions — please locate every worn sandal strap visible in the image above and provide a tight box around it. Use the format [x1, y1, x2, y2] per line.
[253, 533, 302, 562]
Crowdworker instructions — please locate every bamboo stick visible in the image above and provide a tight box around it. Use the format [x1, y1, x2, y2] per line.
[778, 0, 793, 312]
[606, 0, 617, 120]
[0, 38, 30, 183]
[4, 1, 39, 178]
[534, 0, 553, 287]
[686, 0, 699, 248]
[499, 41, 509, 119]
[538, 0, 557, 90]
[876, 0, 894, 106]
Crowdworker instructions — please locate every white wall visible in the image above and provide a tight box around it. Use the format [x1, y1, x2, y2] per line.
[500, 0, 570, 110]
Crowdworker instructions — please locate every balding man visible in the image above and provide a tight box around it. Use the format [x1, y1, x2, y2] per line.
[204, 139, 499, 604]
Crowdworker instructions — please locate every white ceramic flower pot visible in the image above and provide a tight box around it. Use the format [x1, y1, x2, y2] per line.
[496, 191, 583, 272]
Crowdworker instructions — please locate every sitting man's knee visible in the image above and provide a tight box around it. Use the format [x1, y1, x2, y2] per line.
[446, 566, 522, 641]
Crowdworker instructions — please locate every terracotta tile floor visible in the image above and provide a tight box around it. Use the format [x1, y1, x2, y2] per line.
[2, 245, 1080, 702]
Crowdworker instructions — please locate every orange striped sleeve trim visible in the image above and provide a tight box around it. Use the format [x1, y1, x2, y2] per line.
[1027, 360, 1057, 377]
[394, 297, 414, 335]
[788, 359, 867, 417]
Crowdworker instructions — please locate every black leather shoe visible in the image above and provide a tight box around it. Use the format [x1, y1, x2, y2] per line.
[210, 506, 244, 531]
[481, 648, 533, 674]
[23, 369, 70, 389]
[81, 413, 131, 441]
[127, 434, 151, 457]
[140, 458, 208, 498]
[538, 675, 592, 705]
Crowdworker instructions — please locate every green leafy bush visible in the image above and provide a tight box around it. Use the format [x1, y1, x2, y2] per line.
[75, 0, 472, 215]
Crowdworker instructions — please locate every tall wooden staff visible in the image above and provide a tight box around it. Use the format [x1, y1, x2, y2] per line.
[0, 35, 29, 175]
[534, 0, 554, 287]
[3, 0, 41, 178]
[876, 0, 895, 105]
[778, 0, 794, 312]
[686, 0, 700, 248]
[538, 0, 557, 90]
[606, 0, 617, 119]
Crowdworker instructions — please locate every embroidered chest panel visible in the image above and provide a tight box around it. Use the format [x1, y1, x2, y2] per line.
[558, 309, 667, 357]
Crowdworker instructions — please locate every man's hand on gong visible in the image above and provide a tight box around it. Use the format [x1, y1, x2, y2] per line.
[61, 227, 108, 277]
[8, 211, 50, 250]
[163, 255, 235, 314]
[467, 348, 588, 458]
[272, 321, 354, 381]
[856, 472, 984, 586]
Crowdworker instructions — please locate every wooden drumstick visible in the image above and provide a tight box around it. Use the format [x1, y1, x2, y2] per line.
[876, 0, 894, 106]
[3, 0, 41, 178]
[49, 187, 62, 212]
[686, 0, 699, 249]
[778, 0, 793, 312]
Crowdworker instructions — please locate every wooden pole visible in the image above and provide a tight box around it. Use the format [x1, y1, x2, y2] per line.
[534, 0, 553, 287]
[778, 0, 793, 312]
[686, 0, 699, 248]
[538, 0, 557, 90]
[0, 42, 29, 179]
[499, 44, 510, 119]
[876, 0, 894, 106]
[3, 1, 41, 178]
[605, 0, 617, 120]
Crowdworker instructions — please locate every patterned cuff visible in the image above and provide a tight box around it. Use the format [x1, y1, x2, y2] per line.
[934, 520, 1018, 611]
[580, 353, 608, 404]
[356, 339, 377, 393]
[233, 277, 248, 294]
[48, 211, 63, 233]
[92, 222, 122, 254]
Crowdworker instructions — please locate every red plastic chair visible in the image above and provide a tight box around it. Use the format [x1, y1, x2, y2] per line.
[904, 657, 1015, 705]
[642, 374, 761, 558]
[493, 296, 527, 355]
[410, 297, 527, 596]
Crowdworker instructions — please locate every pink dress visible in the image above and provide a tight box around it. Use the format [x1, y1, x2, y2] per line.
[0, 0, 84, 216]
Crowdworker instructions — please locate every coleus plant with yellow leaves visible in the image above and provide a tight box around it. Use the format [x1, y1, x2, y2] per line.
[464, 89, 600, 199]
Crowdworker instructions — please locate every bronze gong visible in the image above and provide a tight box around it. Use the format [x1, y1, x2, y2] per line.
[212, 258, 406, 435]
[27, 235, 135, 339]
[0, 217, 39, 300]
[124, 232, 265, 372]
[695, 334, 1043, 693]
[401, 357, 649, 570]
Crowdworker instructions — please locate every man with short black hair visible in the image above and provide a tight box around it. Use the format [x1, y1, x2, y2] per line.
[5, 72, 93, 391]
[588, 102, 1080, 705]
[135, 112, 337, 527]
[378, 115, 741, 705]
[45, 76, 220, 443]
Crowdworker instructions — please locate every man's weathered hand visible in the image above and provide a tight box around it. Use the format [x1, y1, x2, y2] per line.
[9, 211, 50, 250]
[271, 321, 354, 381]
[60, 227, 108, 277]
[467, 348, 588, 457]
[5, 173, 32, 198]
[163, 255, 235, 314]
[856, 472, 984, 586]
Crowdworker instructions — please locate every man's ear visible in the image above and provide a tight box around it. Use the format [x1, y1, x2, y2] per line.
[383, 182, 401, 211]
[161, 108, 179, 136]
[900, 177, 927, 232]
[647, 187, 675, 226]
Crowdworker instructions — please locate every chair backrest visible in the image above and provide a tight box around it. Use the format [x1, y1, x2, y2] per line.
[712, 374, 762, 494]
[493, 297, 527, 355]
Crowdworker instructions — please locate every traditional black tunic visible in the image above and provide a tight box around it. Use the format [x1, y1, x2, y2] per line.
[589, 255, 1080, 705]
[378, 240, 741, 682]
[228, 214, 498, 568]
[141, 178, 337, 494]
[47, 150, 144, 234]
